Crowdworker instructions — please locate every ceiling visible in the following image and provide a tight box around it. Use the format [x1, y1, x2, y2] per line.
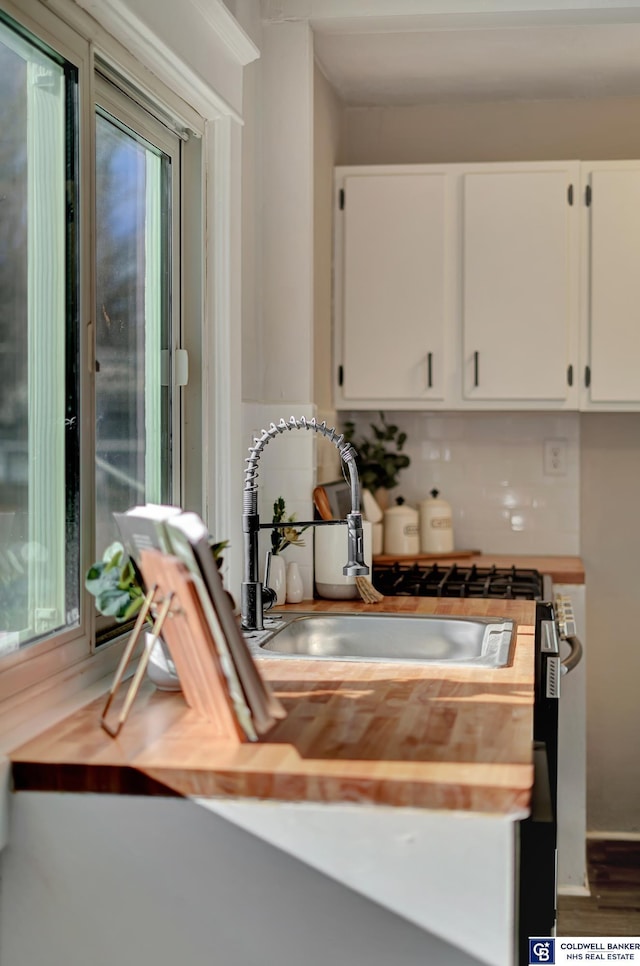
[313, 20, 640, 106]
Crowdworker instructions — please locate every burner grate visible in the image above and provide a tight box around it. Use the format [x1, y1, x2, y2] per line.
[371, 563, 544, 600]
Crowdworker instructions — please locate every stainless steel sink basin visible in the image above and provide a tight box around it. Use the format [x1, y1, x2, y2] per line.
[258, 613, 514, 667]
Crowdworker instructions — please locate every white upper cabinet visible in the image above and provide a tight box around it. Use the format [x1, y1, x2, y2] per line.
[581, 162, 640, 409]
[461, 163, 580, 408]
[334, 159, 640, 412]
[334, 167, 455, 408]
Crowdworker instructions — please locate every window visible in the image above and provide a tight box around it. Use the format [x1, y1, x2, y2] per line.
[0, 13, 80, 655]
[0, 4, 197, 689]
[94, 80, 180, 618]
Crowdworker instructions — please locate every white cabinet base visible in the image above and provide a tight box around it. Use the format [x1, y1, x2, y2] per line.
[1, 792, 519, 966]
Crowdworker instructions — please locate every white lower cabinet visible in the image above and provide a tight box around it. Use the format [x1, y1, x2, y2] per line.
[2, 792, 520, 966]
[581, 162, 640, 409]
[334, 159, 640, 412]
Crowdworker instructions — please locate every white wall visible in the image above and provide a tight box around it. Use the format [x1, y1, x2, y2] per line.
[260, 20, 315, 404]
[314, 61, 344, 483]
[237, 1, 264, 403]
[342, 96, 640, 166]
[581, 415, 640, 834]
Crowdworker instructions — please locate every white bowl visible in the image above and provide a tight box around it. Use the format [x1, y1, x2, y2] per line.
[145, 633, 181, 691]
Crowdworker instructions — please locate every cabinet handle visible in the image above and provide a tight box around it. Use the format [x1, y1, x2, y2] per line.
[427, 352, 433, 389]
[585, 365, 591, 388]
[473, 351, 479, 388]
[567, 364, 573, 387]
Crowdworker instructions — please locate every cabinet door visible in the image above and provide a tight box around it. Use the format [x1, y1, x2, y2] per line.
[336, 171, 452, 406]
[462, 166, 579, 405]
[583, 164, 640, 407]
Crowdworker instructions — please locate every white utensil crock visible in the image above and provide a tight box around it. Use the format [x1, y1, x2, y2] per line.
[315, 521, 372, 599]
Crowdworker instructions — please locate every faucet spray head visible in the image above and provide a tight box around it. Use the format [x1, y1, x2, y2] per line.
[343, 512, 369, 577]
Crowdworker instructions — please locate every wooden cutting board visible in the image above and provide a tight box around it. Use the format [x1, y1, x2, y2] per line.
[373, 550, 482, 564]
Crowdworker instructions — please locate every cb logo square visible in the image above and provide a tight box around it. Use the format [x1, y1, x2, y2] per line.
[529, 938, 555, 964]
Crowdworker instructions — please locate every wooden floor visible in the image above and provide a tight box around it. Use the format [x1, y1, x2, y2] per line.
[558, 840, 640, 936]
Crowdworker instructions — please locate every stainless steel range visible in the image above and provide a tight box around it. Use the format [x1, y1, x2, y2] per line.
[372, 558, 583, 959]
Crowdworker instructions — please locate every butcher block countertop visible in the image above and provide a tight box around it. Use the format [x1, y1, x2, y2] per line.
[10, 597, 538, 816]
[373, 552, 585, 584]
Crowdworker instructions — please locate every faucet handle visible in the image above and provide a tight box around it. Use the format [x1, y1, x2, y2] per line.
[262, 585, 277, 611]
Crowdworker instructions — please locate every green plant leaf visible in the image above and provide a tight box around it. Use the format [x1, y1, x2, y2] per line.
[94, 586, 134, 618]
[118, 558, 139, 591]
[121, 595, 145, 622]
[341, 411, 410, 493]
[210, 539, 229, 559]
[102, 541, 124, 570]
[86, 543, 144, 620]
[85, 563, 115, 596]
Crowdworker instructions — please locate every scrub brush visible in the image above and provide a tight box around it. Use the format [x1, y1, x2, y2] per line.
[355, 575, 384, 603]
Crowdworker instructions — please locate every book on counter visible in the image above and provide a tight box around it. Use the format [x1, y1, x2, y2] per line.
[112, 503, 181, 587]
[114, 503, 285, 740]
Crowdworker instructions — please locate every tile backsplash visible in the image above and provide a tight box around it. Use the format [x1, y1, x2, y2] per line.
[340, 411, 580, 556]
[241, 407, 580, 599]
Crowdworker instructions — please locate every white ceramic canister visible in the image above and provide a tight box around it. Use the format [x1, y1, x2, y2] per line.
[315, 521, 372, 599]
[383, 498, 420, 556]
[419, 488, 454, 554]
[362, 489, 384, 556]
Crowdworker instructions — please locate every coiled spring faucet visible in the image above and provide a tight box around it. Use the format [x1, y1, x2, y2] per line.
[241, 416, 369, 631]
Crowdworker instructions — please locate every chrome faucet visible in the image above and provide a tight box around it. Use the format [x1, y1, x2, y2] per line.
[241, 416, 369, 631]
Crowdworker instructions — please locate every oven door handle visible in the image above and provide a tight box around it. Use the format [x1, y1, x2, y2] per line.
[561, 634, 583, 675]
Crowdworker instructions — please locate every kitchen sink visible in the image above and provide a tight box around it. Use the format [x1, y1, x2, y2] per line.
[256, 613, 514, 667]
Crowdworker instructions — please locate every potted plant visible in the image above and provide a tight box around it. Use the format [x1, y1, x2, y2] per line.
[85, 542, 145, 623]
[270, 496, 309, 556]
[85, 538, 229, 622]
[342, 412, 410, 506]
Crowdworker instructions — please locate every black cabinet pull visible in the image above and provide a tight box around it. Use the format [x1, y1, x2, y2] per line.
[585, 365, 591, 388]
[473, 351, 479, 388]
[567, 364, 573, 387]
[427, 352, 433, 388]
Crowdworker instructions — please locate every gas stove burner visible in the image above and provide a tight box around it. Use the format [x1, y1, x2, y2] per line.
[371, 562, 544, 600]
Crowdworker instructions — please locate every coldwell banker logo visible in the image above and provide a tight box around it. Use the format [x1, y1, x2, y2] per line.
[530, 939, 555, 964]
